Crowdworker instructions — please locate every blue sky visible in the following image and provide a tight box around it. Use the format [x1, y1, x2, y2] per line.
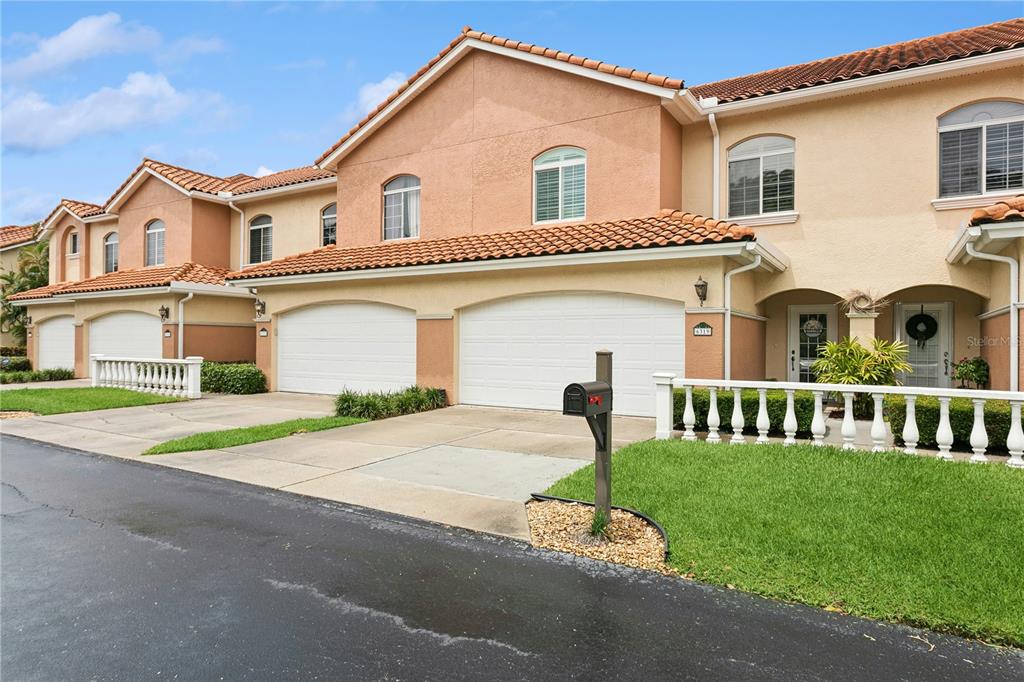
[1, 1, 1018, 225]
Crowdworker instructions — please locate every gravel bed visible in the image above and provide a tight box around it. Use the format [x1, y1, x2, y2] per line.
[526, 499, 673, 575]
[0, 411, 37, 420]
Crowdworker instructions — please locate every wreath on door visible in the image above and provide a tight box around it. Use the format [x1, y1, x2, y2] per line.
[905, 309, 938, 349]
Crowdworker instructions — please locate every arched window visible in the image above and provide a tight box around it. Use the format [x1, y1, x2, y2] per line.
[383, 176, 420, 240]
[728, 136, 795, 218]
[322, 203, 337, 246]
[249, 215, 273, 264]
[533, 147, 586, 223]
[938, 101, 1024, 197]
[145, 220, 165, 266]
[103, 232, 119, 273]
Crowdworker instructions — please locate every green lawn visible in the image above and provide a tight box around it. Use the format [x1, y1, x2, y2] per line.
[1, 387, 183, 415]
[546, 440, 1024, 646]
[143, 415, 366, 455]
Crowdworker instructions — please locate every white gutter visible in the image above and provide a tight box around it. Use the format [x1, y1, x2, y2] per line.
[965, 239, 1019, 391]
[177, 292, 194, 359]
[707, 112, 720, 220]
[228, 200, 245, 272]
[723, 253, 762, 380]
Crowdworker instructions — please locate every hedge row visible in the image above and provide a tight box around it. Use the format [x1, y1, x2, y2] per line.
[886, 395, 1015, 454]
[674, 388, 816, 435]
[1, 356, 31, 371]
[200, 362, 267, 394]
[0, 346, 26, 357]
[335, 385, 447, 420]
[0, 368, 74, 384]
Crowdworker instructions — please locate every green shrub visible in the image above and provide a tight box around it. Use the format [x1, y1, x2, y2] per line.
[0, 346, 26, 357]
[335, 385, 447, 420]
[1, 356, 31, 371]
[0, 368, 74, 384]
[200, 362, 267, 394]
[674, 388, 816, 435]
[812, 337, 913, 417]
[886, 395, 1014, 454]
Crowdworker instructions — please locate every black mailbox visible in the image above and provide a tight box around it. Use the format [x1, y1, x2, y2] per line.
[563, 381, 612, 417]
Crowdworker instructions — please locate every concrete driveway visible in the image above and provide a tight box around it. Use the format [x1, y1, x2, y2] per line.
[2, 394, 655, 539]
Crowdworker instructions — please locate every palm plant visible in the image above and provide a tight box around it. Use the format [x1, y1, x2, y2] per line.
[811, 337, 912, 417]
[1, 240, 49, 345]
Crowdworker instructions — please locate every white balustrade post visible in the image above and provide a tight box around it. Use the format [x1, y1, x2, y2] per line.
[682, 386, 697, 441]
[730, 388, 746, 444]
[841, 392, 856, 450]
[90, 355, 101, 387]
[184, 357, 203, 399]
[936, 397, 954, 461]
[783, 390, 797, 446]
[653, 373, 675, 440]
[870, 393, 887, 452]
[707, 387, 721, 444]
[755, 388, 770, 445]
[902, 396, 919, 455]
[1007, 402, 1024, 469]
[811, 391, 826, 447]
[969, 399, 989, 463]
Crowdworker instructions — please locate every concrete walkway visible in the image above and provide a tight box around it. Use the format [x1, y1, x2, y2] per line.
[1, 394, 655, 539]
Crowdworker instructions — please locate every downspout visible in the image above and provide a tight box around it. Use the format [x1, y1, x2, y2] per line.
[177, 292, 194, 359]
[723, 253, 762, 380]
[708, 113, 720, 220]
[228, 200, 245, 271]
[966, 239, 1019, 391]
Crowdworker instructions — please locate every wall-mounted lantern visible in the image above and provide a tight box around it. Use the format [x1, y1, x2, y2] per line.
[693, 275, 708, 307]
[158, 305, 170, 322]
[254, 299, 266, 318]
[25, 315, 32, 325]
[258, 327, 269, 338]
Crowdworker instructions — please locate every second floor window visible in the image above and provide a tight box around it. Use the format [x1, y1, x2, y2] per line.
[534, 147, 586, 223]
[249, 215, 273, 264]
[68, 232, 79, 255]
[103, 232, 118, 273]
[322, 203, 337, 246]
[145, 220, 165, 266]
[383, 175, 420, 240]
[939, 101, 1024, 197]
[728, 136, 795, 218]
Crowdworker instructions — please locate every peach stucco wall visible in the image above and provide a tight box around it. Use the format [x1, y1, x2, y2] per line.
[979, 312, 1010, 390]
[183, 324, 255, 362]
[335, 49, 680, 247]
[731, 315, 766, 380]
[685, 312, 725, 379]
[416, 318, 455, 400]
[231, 187, 337, 270]
[116, 176, 192, 269]
[190, 199, 232, 269]
[50, 214, 86, 283]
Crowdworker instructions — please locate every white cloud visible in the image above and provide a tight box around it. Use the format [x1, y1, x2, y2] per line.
[4, 13, 161, 81]
[255, 166, 276, 177]
[2, 72, 226, 151]
[340, 71, 406, 125]
[174, 148, 219, 169]
[157, 36, 227, 66]
[1, 186, 57, 225]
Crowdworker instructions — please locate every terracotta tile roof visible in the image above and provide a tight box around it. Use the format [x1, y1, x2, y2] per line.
[10, 263, 230, 301]
[0, 224, 38, 249]
[231, 166, 336, 195]
[970, 194, 1024, 226]
[41, 198, 105, 228]
[690, 18, 1024, 104]
[315, 26, 684, 165]
[227, 209, 753, 282]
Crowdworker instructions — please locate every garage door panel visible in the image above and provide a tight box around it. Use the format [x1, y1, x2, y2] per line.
[37, 316, 75, 370]
[88, 312, 163, 372]
[460, 293, 685, 416]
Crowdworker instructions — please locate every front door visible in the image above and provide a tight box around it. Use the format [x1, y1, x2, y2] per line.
[895, 302, 952, 388]
[788, 305, 837, 382]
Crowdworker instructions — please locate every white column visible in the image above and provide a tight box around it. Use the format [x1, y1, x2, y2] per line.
[184, 356, 203, 399]
[1007, 402, 1024, 468]
[811, 391, 826, 446]
[870, 393, 887, 452]
[707, 387, 721, 444]
[755, 389, 770, 445]
[730, 388, 746, 444]
[969, 399, 989, 463]
[682, 386, 697, 442]
[653, 373, 676, 440]
[90, 355, 101, 387]
[783, 390, 797, 446]
[902, 396, 919, 455]
[841, 392, 856, 450]
[936, 397, 954, 461]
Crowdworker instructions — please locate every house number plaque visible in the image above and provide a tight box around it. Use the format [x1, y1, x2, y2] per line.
[692, 322, 713, 337]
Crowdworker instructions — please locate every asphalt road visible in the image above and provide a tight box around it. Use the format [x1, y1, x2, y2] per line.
[2, 436, 1021, 681]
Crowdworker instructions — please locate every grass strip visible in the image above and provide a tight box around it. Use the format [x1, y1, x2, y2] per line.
[144, 415, 366, 455]
[546, 439, 1024, 646]
[1, 387, 182, 415]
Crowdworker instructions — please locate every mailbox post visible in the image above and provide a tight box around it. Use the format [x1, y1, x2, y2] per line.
[562, 351, 613, 520]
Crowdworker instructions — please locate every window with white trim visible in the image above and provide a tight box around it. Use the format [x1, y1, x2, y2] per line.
[68, 231, 80, 255]
[938, 101, 1024, 197]
[728, 136, 795, 218]
[103, 232, 118, 273]
[322, 203, 337, 246]
[248, 215, 273, 264]
[383, 176, 420, 240]
[533, 147, 586, 223]
[145, 220, 165, 266]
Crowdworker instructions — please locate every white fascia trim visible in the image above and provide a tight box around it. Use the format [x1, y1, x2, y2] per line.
[54, 286, 172, 301]
[39, 206, 76, 236]
[948, 222, 1024, 262]
[932, 191, 1022, 211]
[317, 38, 682, 169]
[701, 49, 1024, 117]
[685, 306, 768, 321]
[106, 167, 190, 212]
[219, 178, 337, 203]
[0, 239, 38, 253]
[9, 297, 72, 307]
[228, 239, 788, 288]
[978, 305, 1011, 320]
[167, 281, 256, 298]
[728, 210, 800, 227]
[416, 313, 454, 320]
[47, 283, 254, 302]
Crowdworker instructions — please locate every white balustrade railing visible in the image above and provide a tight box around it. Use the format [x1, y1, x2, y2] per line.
[90, 355, 202, 399]
[653, 374, 1024, 468]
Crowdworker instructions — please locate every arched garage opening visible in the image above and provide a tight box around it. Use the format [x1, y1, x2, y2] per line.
[459, 292, 685, 417]
[88, 312, 163, 370]
[36, 316, 75, 370]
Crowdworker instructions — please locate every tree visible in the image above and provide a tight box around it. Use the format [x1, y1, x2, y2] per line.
[1, 239, 49, 345]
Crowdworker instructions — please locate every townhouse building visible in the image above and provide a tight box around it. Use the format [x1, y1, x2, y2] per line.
[0, 223, 43, 346]
[11, 19, 1024, 415]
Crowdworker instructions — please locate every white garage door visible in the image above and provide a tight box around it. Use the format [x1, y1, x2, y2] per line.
[37, 316, 76, 370]
[460, 292, 685, 417]
[277, 302, 416, 395]
[88, 312, 163, 369]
